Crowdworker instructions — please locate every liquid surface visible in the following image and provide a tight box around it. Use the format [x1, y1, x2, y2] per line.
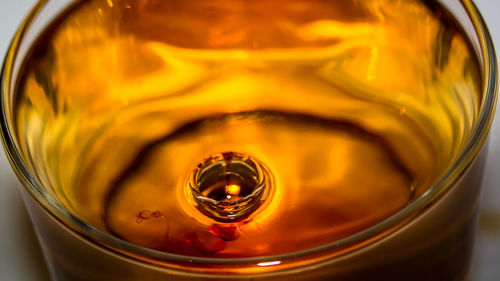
[15, 0, 480, 258]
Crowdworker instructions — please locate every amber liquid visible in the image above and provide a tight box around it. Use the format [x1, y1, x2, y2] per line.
[15, 0, 480, 260]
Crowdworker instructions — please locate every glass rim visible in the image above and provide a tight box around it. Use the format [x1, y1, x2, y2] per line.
[0, 0, 498, 273]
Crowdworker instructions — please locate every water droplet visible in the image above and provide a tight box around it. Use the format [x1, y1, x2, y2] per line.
[188, 152, 272, 222]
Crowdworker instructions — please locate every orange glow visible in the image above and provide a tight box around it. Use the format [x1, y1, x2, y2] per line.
[14, 0, 480, 263]
[226, 184, 241, 196]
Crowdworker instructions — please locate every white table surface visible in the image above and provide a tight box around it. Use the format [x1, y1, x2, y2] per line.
[0, 1, 499, 280]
